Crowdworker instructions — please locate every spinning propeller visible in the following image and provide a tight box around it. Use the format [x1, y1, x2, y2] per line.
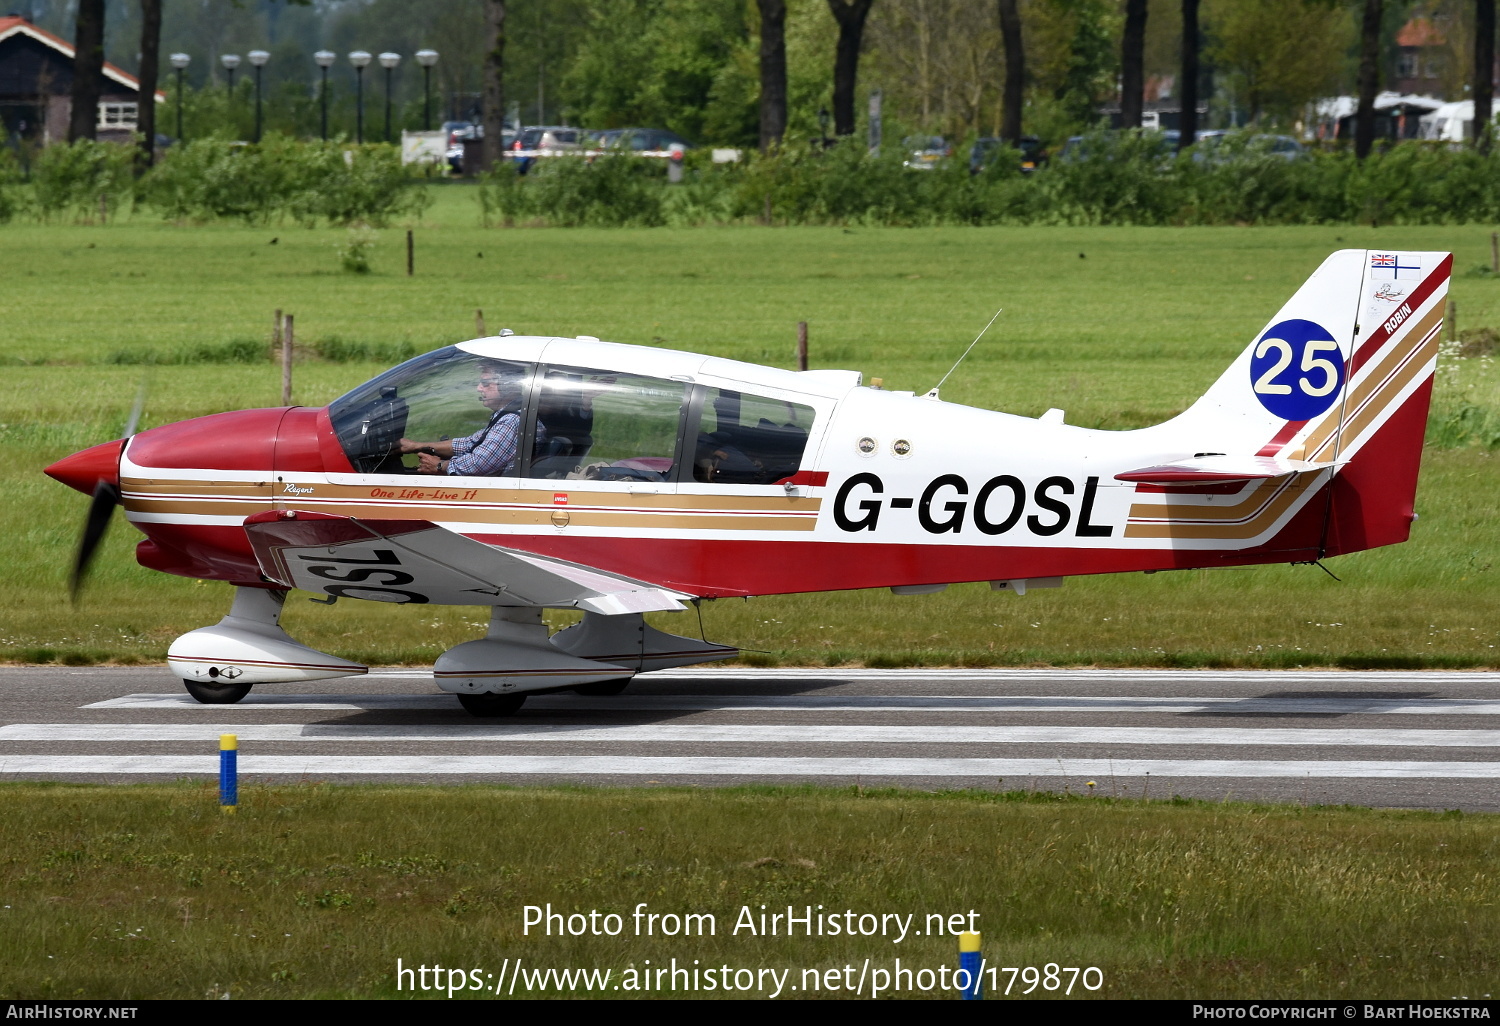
[59, 384, 146, 603]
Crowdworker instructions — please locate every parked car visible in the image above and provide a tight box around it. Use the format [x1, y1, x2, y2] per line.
[443, 120, 478, 173]
[1191, 130, 1305, 162]
[1058, 130, 1181, 162]
[512, 125, 583, 173]
[441, 122, 517, 175]
[614, 128, 694, 152]
[969, 135, 1047, 174]
[583, 128, 625, 150]
[902, 135, 950, 169]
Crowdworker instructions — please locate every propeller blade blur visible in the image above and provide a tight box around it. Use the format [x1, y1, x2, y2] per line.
[70, 480, 120, 604]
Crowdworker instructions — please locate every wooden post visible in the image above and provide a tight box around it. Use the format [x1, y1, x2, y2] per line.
[272, 308, 283, 361]
[1446, 299, 1457, 343]
[796, 320, 808, 371]
[406, 229, 414, 277]
[281, 313, 294, 406]
[1492, 232, 1498, 275]
[475, 308, 487, 336]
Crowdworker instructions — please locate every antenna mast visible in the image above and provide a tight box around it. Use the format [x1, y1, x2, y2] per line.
[929, 306, 1003, 397]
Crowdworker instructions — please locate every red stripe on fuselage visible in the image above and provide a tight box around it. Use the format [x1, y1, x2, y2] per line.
[468, 534, 1324, 598]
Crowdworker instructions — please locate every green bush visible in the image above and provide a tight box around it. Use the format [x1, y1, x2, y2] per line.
[480, 155, 667, 227]
[142, 136, 432, 226]
[30, 139, 136, 222]
[0, 148, 22, 223]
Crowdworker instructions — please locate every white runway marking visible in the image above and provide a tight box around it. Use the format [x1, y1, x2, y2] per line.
[12, 722, 1500, 748]
[83, 692, 1500, 715]
[1, 754, 1497, 778]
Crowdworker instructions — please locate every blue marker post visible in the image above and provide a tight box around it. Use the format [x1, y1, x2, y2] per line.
[959, 931, 982, 1000]
[219, 734, 238, 814]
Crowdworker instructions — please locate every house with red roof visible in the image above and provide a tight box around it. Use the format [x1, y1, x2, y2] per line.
[0, 15, 164, 146]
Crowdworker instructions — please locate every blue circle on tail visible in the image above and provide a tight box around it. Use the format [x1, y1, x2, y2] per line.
[1248, 318, 1344, 421]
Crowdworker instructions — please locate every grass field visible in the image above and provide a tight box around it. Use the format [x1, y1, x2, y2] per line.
[1, 783, 1495, 1000]
[3, 189, 1498, 666]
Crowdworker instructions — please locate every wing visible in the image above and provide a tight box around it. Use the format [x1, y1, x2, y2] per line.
[242, 510, 690, 614]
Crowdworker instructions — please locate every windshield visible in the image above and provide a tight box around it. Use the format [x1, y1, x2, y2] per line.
[327, 347, 531, 475]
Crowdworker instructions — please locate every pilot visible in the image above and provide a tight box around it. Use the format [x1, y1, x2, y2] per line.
[399, 361, 546, 476]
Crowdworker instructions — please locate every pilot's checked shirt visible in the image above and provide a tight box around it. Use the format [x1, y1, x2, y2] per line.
[446, 412, 547, 476]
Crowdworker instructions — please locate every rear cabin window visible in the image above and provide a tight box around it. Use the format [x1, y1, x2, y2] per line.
[692, 388, 815, 485]
[531, 367, 687, 482]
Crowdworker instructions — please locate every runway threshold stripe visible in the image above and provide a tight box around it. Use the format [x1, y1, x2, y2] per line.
[1, 755, 1497, 778]
[84, 693, 1500, 715]
[13, 723, 1500, 747]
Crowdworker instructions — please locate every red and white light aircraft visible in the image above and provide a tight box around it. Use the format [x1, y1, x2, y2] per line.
[47, 249, 1449, 715]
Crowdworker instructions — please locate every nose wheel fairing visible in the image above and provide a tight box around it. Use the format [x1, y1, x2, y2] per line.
[166, 587, 369, 686]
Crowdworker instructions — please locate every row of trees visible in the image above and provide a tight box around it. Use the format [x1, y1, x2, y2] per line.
[49, 1, 1500, 164]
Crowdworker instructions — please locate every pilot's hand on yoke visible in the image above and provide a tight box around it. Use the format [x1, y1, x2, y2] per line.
[400, 437, 452, 457]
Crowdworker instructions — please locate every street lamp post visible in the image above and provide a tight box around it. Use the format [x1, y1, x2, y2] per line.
[314, 50, 335, 141]
[221, 53, 240, 93]
[221, 54, 241, 138]
[169, 52, 190, 141]
[247, 50, 269, 143]
[348, 51, 371, 144]
[378, 52, 401, 143]
[415, 49, 438, 131]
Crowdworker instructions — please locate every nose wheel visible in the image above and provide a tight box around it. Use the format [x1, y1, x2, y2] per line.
[183, 678, 254, 704]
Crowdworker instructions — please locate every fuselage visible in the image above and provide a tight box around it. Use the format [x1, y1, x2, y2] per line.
[47, 333, 1391, 602]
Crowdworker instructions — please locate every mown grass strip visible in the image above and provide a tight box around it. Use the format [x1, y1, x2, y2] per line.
[1, 783, 1495, 999]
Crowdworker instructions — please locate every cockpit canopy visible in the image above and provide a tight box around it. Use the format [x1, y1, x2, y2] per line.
[327, 345, 817, 485]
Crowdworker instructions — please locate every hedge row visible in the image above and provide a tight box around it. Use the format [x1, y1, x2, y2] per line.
[0, 137, 432, 226]
[479, 133, 1500, 228]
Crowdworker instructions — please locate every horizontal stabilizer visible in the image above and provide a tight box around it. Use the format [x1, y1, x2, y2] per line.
[243, 510, 690, 613]
[1115, 454, 1340, 485]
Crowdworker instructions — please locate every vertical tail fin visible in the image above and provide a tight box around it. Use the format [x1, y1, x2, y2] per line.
[1158, 249, 1450, 556]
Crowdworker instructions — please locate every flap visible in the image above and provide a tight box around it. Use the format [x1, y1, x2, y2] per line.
[243, 511, 689, 614]
[1115, 454, 1340, 485]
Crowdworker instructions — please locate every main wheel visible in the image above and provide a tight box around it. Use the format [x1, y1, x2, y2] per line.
[183, 678, 253, 705]
[457, 691, 527, 717]
[574, 679, 629, 697]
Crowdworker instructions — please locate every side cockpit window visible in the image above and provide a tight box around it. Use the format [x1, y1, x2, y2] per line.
[530, 367, 687, 481]
[328, 347, 531, 475]
[692, 388, 815, 485]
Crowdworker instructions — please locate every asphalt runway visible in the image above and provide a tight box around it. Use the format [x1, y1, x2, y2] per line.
[2, 665, 1499, 811]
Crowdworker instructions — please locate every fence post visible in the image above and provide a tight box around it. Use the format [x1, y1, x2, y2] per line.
[1491, 232, 1498, 275]
[476, 309, 487, 336]
[796, 321, 808, 371]
[1447, 299, 1457, 344]
[282, 313, 294, 406]
[407, 229, 414, 277]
